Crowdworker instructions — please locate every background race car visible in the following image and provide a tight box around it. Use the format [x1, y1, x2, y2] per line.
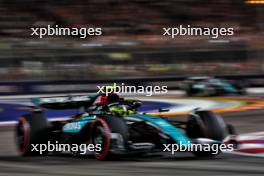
[182, 77, 245, 96]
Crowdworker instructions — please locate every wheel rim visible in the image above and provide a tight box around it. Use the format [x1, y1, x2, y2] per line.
[93, 118, 110, 160]
[16, 117, 30, 155]
[94, 126, 106, 154]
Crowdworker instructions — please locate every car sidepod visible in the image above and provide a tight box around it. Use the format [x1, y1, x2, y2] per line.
[129, 114, 191, 145]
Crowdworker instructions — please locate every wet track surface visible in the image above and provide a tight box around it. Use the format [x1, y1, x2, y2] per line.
[0, 110, 264, 176]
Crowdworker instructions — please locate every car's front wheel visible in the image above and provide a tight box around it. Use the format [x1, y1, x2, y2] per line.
[186, 110, 227, 157]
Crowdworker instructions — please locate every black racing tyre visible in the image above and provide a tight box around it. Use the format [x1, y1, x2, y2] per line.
[16, 112, 49, 156]
[231, 81, 247, 95]
[187, 110, 227, 157]
[187, 111, 227, 141]
[92, 116, 128, 160]
[186, 113, 207, 139]
[202, 86, 216, 96]
[197, 111, 227, 141]
[185, 84, 194, 96]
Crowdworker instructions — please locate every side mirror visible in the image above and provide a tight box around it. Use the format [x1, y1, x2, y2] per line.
[158, 108, 169, 112]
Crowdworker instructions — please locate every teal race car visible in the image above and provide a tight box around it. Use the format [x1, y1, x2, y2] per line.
[183, 77, 245, 96]
[16, 93, 229, 160]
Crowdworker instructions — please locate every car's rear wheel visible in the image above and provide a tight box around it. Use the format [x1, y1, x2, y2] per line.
[16, 112, 49, 156]
[202, 86, 216, 96]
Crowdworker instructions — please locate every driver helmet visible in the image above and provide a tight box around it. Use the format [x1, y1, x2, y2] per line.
[108, 104, 134, 116]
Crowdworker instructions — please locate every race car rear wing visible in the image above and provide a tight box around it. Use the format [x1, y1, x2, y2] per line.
[31, 95, 96, 109]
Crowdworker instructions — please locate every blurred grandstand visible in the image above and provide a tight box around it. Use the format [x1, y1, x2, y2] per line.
[0, 0, 263, 81]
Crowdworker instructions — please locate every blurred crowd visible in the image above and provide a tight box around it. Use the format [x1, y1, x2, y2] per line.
[0, 0, 263, 81]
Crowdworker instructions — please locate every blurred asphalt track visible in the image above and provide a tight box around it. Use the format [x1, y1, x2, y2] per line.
[0, 110, 263, 176]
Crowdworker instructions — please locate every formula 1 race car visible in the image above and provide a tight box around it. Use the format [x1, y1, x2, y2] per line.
[182, 77, 245, 96]
[16, 93, 229, 160]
